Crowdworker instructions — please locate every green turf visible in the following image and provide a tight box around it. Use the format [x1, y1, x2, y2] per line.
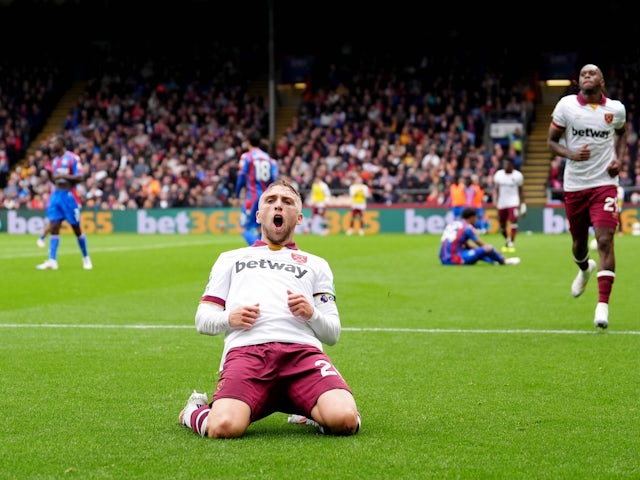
[1, 232, 639, 479]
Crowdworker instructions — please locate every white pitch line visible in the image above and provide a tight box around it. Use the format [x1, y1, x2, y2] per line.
[0, 238, 230, 259]
[0, 324, 638, 335]
[344, 327, 640, 335]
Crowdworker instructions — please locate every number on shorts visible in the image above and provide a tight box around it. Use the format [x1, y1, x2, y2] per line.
[603, 196, 618, 212]
[315, 359, 339, 377]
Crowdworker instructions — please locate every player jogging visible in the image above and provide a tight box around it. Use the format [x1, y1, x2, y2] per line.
[547, 63, 627, 329]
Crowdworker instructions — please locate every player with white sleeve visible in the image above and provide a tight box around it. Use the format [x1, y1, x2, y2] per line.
[178, 179, 361, 438]
[547, 63, 627, 329]
[493, 157, 525, 253]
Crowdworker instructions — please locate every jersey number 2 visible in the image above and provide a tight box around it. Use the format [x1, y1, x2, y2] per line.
[315, 359, 339, 377]
[603, 196, 619, 213]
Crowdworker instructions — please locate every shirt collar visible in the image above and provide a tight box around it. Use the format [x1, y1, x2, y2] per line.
[252, 240, 298, 250]
[577, 92, 606, 106]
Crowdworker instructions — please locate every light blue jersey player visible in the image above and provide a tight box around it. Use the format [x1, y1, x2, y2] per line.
[439, 207, 519, 266]
[234, 131, 278, 245]
[36, 134, 92, 271]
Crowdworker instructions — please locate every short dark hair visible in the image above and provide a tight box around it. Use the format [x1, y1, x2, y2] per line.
[49, 134, 66, 151]
[462, 207, 477, 219]
[248, 130, 262, 147]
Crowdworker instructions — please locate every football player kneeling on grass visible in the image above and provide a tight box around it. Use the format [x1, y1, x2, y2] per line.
[439, 207, 520, 266]
[179, 179, 361, 438]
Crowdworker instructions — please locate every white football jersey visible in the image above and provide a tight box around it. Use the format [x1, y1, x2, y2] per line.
[493, 169, 523, 209]
[200, 243, 338, 368]
[551, 93, 626, 192]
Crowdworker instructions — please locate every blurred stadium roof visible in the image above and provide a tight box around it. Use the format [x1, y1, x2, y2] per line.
[2, 0, 637, 77]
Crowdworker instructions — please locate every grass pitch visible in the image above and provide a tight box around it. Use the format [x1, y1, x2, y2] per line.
[1, 232, 639, 479]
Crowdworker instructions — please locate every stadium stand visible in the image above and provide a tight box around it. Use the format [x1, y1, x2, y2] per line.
[3, 1, 640, 211]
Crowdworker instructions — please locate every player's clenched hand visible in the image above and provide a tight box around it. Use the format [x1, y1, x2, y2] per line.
[607, 160, 620, 177]
[228, 304, 260, 329]
[287, 290, 313, 321]
[573, 144, 591, 161]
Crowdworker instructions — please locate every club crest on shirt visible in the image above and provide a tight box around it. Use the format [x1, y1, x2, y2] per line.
[604, 113, 613, 124]
[291, 253, 307, 264]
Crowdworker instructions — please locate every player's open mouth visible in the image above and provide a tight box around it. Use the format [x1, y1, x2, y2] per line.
[274, 215, 283, 227]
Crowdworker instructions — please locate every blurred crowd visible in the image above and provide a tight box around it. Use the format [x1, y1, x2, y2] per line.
[3, 42, 640, 212]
